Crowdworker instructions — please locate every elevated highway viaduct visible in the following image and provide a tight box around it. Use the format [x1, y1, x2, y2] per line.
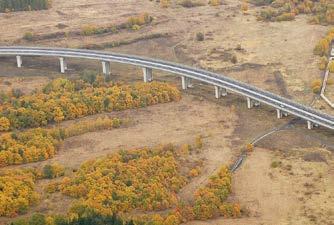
[0, 46, 333, 131]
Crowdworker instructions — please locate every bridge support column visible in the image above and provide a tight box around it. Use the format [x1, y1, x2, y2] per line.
[181, 76, 191, 90]
[247, 97, 260, 109]
[143, 67, 153, 83]
[59, 57, 67, 73]
[307, 121, 313, 130]
[247, 97, 251, 109]
[16, 56, 22, 68]
[276, 109, 283, 119]
[102, 61, 111, 80]
[214, 86, 227, 99]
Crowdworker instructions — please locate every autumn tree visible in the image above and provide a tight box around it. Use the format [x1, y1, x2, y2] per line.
[0, 117, 10, 131]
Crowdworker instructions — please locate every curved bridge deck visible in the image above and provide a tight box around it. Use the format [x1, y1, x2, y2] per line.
[0, 46, 333, 130]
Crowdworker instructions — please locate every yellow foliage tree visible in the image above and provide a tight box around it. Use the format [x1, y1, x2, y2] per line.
[0, 117, 10, 131]
[54, 107, 65, 123]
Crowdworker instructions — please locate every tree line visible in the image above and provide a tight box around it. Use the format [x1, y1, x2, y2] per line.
[0, 0, 51, 12]
[0, 78, 181, 131]
[0, 117, 122, 167]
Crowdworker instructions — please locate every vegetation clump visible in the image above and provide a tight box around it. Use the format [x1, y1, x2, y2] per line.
[0, 0, 52, 13]
[0, 117, 123, 167]
[178, 0, 205, 8]
[196, 32, 204, 41]
[23, 32, 34, 41]
[10, 211, 132, 225]
[0, 170, 39, 217]
[192, 166, 240, 220]
[311, 79, 322, 94]
[253, 0, 334, 24]
[127, 13, 153, 30]
[209, 0, 222, 6]
[0, 78, 181, 130]
[42, 163, 65, 179]
[57, 144, 189, 214]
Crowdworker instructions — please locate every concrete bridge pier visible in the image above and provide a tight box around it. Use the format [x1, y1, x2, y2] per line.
[307, 121, 314, 130]
[276, 109, 289, 119]
[181, 76, 191, 90]
[59, 57, 67, 73]
[143, 67, 153, 83]
[276, 109, 283, 119]
[247, 97, 260, 109]
[214, 86, 227, 99]
[102, 61, 111, 80]
[16, 55, 22, 68]
[307, 121, 319, 130]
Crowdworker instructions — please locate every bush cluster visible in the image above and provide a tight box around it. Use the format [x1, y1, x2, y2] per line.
[177, 0, 205, 8]
[11, 211, 133, 225]
[127, 13, 153, 30]
[314, 28, 334, 57]
[192, 166, 240, 220]
[58, 144, 188, 215]
[42, 163, 65, 179]
[0, 170, 39, 217]
[80, 13, 152, 36]
[0, 117, 123, 167]
[254, 0, 334, 24]
[0, 78, 181, 130]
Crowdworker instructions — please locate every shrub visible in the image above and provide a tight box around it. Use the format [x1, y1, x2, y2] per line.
[258, 8, 276, 21]
[195, 135, 203, 149]
[311, 79, 322, 94]
[128, 13, 152, 27]
[80, 70, 98, 84]
[241, 1, 249, 12]
[189, 168, 200, 177]
[81, 25, 99, 36]
[23, 32, 34, 41]
[246, 143, 254, 152]
[196, 32, 204, 41]
[178, 0, 204, 8]
[328, 61, 334, 73]
[276, 12, 295, 21]
[0, 117, 10, 131]
[160, 0, 171, 8]
[209, 0, 221, 6]
[43, 163, 65, 179]
[314, 38, 330, 56]
[231, 55, 238, 64]
[318, 56, 328, 71]
[250, 0, 274, 6]
[270, 161, 282, 168]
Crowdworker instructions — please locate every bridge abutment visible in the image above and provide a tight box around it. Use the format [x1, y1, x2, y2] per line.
[59, 57, 67, 73]
[214, 86, 227, 99]
[143, 68, 153, 83]
[102, 61, 111, 80]
[16, 55, 22, 68]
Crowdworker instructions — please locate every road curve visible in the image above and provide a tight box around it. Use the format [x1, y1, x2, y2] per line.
[0, 46, 333, 130]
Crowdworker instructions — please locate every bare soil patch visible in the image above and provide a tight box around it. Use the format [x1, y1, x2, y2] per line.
[186, 147, 334, 225]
